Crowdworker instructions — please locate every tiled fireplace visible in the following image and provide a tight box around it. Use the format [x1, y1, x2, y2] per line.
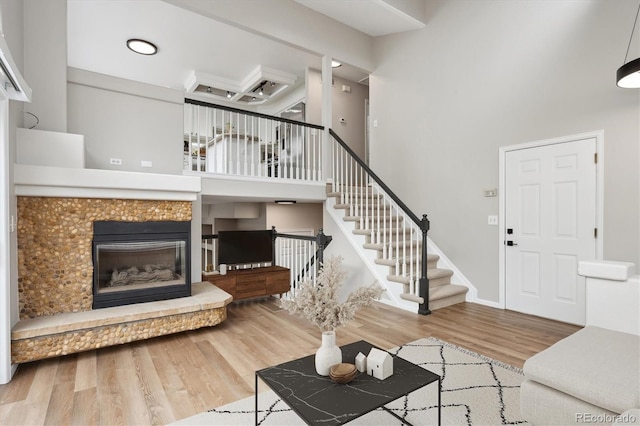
[17, 197, 192, 319]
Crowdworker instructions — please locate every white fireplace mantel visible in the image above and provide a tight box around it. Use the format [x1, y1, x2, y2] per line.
[14, 164, 201, 201]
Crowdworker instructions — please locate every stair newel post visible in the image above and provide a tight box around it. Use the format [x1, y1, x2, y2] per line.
[271, 226, 278, 266]
[315, 228, 329, 267]
[418, 214, 431, 315]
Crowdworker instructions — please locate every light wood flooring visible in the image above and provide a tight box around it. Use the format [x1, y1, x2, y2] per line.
[0, 299, 581, 425]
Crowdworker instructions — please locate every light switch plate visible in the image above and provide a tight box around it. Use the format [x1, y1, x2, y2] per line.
[488, 215, 498, 225]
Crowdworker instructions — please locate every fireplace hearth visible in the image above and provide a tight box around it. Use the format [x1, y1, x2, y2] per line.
[92, 221, 191, 309]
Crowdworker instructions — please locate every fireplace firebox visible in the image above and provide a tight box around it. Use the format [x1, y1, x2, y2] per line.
[92, 221, 191, 309]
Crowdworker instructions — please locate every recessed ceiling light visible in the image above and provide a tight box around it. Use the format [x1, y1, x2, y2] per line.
[274, 200, 297, 205]
[126, 39, 157, 55]
[331, 60, 342, 68]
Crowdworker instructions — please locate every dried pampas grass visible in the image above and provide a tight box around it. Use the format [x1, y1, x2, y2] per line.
[281, 256, 384, 332]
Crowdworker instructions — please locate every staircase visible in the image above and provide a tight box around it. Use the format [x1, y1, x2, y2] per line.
[327, 184, 468, 312]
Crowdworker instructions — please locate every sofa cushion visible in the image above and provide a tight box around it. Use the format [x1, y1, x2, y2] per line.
[520, 379, 618, 425]
[523, 326, 639, 414]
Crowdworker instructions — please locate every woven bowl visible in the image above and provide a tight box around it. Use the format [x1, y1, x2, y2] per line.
[329, 363, 358, 384]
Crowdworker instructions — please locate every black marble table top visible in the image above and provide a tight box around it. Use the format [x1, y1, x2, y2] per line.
[256, 340, 440, 425]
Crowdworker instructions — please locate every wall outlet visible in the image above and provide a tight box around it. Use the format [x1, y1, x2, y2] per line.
[488, 215, 499, 225]
[110, 158, 122, 165]
[141, 160, 153, 168]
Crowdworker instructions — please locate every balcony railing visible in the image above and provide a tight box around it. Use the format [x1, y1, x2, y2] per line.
[184, 99, 324, 181]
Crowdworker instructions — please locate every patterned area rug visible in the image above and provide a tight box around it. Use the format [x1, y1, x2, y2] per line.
[171, 337, 527, 425]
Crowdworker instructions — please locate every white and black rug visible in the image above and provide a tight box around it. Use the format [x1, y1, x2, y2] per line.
[171, 337, 527, 425]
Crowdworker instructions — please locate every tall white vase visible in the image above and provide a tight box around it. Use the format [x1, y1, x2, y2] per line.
[315, 330, 342, 376]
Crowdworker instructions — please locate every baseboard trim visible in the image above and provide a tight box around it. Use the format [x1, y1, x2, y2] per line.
[473, 298, 502, 309]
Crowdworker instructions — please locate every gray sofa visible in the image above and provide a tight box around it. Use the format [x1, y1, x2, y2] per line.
[520, 326, 639, 425]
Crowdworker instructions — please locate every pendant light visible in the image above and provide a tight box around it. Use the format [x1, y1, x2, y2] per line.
[617, 2, 640, 88]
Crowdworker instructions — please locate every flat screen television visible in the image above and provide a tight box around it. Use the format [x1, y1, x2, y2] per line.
[217, 230, 273, 266]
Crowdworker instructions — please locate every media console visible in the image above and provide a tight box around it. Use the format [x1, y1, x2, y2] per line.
[202, 266, 290, 300]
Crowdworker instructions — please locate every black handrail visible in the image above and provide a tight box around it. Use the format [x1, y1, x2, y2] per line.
[329, 129, 431, 315]
[329, 129, 427, 231]
[284, 230, 332, 285]
[185, 98, 325, 130]
[273, 233, 316, 242]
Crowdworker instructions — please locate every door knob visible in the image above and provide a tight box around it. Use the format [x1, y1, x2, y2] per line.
[506, 241, 518, 246]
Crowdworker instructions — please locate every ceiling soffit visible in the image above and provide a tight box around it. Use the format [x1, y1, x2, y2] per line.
[185, 66, 297, 105]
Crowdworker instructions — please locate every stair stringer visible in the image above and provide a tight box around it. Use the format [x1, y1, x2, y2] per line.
[325, 197, 421, 313]
[425, 237, 477, 302]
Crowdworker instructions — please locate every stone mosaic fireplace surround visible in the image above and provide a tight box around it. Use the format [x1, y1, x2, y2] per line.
[18, 197, 192, 318]
[12, 196, 230, 364]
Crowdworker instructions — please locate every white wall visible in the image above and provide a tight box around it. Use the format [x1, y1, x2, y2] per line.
[267, 203, 323, 235]
[370, 0, 640, 302]
[163, 0, 373, 72]
[67, 68, 184, 174]
[23, 0, 67, 132]
[323, 204, 376, 302]
[202, 202, 323, 235]
[307, 69, 369, 158]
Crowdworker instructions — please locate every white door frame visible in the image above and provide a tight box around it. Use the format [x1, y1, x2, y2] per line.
[498, 130, 604, 309]
[0, 95, 15, 384]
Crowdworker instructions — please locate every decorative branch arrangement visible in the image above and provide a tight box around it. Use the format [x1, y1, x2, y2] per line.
[281, 256, 385, 332]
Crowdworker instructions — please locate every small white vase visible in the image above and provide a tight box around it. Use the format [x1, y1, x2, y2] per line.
[315, 330, 342, 376]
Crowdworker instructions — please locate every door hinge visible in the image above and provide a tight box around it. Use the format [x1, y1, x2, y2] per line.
[594, 228, 598, 238]
[594, 153, 598, 164]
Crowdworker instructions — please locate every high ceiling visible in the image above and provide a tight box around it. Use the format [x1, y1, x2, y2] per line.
[294, 0, 426, 37]
[67, 0, 426, 107]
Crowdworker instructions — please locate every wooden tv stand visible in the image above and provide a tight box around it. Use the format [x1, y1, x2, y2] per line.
[201, 266, 290, 300]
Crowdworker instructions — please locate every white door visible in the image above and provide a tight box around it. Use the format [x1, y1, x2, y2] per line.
[505, 138, 597, 325]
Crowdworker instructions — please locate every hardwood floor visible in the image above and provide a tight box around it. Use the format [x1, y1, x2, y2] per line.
[0, 300, 580, 425]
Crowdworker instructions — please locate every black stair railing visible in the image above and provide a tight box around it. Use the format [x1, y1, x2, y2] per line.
[329, 129, 431, 315]
[273, 227, 332, 291]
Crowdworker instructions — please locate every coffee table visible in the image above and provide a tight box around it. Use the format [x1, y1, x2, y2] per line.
[255, 340, 441, 425]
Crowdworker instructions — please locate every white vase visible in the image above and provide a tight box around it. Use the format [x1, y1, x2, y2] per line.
[315, 330, 342, 376]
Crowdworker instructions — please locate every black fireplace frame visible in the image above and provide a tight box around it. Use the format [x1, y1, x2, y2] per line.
[92, 221, 191, 309]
